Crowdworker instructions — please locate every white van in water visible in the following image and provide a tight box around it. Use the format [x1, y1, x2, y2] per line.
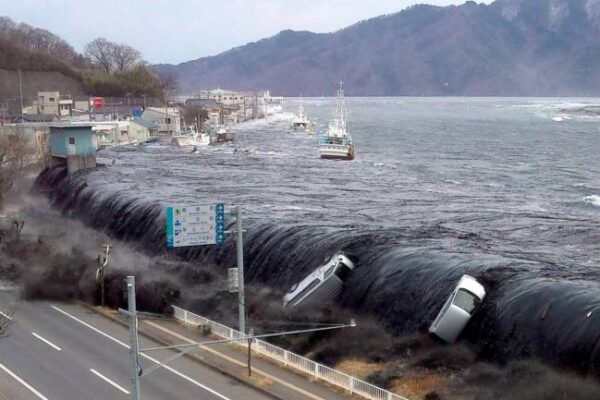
[429, 275, 486, 343]
[283, 254, 355, 309]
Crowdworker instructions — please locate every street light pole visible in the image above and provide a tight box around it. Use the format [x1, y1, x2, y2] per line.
[126, 276, 141, 400]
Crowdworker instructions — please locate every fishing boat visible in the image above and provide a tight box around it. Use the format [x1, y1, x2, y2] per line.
[171, 131, 210, 147]
[318, 82, 354, 160]
[291, 103, 313, 132]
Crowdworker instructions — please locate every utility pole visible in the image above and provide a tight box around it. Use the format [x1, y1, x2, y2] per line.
[236, 206, 246, 334]
[126, 276, 141, 400]
[165, 92, 170, 138]
[96, 244, 111, 307]
[18, 69, 24, 123]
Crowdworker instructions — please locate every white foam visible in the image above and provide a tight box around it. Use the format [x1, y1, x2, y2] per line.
[583, 195, 600, 207]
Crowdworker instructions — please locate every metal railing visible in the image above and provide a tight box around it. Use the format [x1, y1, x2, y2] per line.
[172, 306, 410, 400]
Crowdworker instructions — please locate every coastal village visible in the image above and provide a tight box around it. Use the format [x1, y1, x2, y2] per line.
[0, 88, 284, 172]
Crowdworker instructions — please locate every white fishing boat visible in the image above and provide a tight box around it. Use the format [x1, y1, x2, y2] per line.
[318, 82, 354, 160]
[171, 131, 210, 147]
[291, 103, 313, 131]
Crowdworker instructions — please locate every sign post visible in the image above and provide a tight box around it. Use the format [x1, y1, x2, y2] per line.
[165, 203, 245, 333]
[235, 206, 245, 334]
[166, 203, 225, 248]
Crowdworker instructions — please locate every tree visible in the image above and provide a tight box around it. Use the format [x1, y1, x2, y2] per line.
[183, 105, 208, 127]
[84, 38, 114, 73]
[112, 44, 142, 71]
[158, 72, 178, 98]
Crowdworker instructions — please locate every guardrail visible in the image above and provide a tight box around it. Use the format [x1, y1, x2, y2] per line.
[172, 305, 410, 400]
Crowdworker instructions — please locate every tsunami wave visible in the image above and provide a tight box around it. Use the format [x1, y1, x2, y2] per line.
[35, 166, 600, 376]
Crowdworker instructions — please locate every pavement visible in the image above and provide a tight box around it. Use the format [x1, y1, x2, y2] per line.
[0, 294, 350, 400]
[0, 297, 274, 400]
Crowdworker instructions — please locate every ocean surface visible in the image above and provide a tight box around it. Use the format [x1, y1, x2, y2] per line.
[40, 98, 600, 373]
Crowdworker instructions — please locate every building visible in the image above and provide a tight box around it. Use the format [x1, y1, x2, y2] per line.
[91, 120, 152, 147]
[27, 91, 74, 120]
[49, 124, 97, 174]
[196, 88, 247, 107]
[141, 107, 182, 140]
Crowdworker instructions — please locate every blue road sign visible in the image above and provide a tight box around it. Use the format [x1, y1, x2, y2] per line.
[166, 203, 226, 248]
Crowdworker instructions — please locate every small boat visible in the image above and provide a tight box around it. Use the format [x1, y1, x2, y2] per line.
[429, 275, 486, 343]
[291, 103, 313, 132]
[318, 82, 354, 160]
[283, 254, 355, 309]
[171, 132, 210, 147]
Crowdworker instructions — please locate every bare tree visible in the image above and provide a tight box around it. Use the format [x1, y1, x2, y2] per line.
[0, 17, 79, 64]
[84, 37, 115, 73]
[159, 72, 178, 98]
[0, 136, 13, 209]
[112, 44, 142, 71]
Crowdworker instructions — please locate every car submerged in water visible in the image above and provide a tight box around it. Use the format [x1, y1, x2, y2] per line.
[429, 275, 486, 343]
[283, 254, 355, 309]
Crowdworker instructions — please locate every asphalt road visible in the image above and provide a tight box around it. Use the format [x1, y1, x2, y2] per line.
[0, 296, 274, 400]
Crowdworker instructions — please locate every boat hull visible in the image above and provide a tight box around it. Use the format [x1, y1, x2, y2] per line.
[318, 144, 354, 160]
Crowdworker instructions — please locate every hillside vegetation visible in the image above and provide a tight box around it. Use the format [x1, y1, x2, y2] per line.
[0, 16, 164, 100]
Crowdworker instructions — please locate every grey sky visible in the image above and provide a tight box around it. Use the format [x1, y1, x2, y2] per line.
[2, 0, 493, 64]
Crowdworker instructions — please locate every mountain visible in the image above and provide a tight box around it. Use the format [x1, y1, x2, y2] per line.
[156, 0, 600, 96]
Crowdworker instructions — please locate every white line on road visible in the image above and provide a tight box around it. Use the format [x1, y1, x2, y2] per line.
[0, 310, 13, 320]
[0, 362, 49, 400]
[51, 305, 232, 400]
[31, 332, 62, 351]
[90, 369, 130, 395]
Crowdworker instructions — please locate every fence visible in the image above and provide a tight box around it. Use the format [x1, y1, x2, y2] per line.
[172, 306, 410, 400]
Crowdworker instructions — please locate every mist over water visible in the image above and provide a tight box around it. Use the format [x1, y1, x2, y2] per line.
[37, 97, 600, 375]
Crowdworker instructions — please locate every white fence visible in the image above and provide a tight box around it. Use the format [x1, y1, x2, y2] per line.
[172, 306, 410, 400]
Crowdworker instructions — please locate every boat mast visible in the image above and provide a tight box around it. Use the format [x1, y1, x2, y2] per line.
[337, 80, 347, 134]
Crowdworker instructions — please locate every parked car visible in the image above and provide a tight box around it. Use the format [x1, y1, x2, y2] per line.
[283, 254, 355, 309]
[429, 275, 486, 343]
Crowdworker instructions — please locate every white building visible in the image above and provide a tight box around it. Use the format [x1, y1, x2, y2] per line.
[25, 91, 74, 120]
[141, 107, 183, 139]
[92, 121, 151, 147]
[196, 88, 246, 107]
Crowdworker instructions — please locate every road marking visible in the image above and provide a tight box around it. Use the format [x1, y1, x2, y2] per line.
[145, 320, 325, 400]
[0, 362, 49, 400]
[31, 332, 62, 351]
[51, 305, 231, 400]
[90, 369, 130, 395]
[0, 311, 13, 321]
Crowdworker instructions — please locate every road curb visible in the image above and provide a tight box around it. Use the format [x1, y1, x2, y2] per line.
[77, 302, 284, 400]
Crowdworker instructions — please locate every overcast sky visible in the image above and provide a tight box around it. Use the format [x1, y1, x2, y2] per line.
[2, 0, 493, 64]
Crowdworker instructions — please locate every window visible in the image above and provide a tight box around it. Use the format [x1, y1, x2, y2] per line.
[68, 137, 75, 145]
[323, 264, 337, 279]
[453, 289, 479, 314]
[165, 117, 171, 124]
[49, 97, 55, 102]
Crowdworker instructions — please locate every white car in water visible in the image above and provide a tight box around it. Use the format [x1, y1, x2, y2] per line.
[283, 254, 355, 309]
[429, 275, 486, 343]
